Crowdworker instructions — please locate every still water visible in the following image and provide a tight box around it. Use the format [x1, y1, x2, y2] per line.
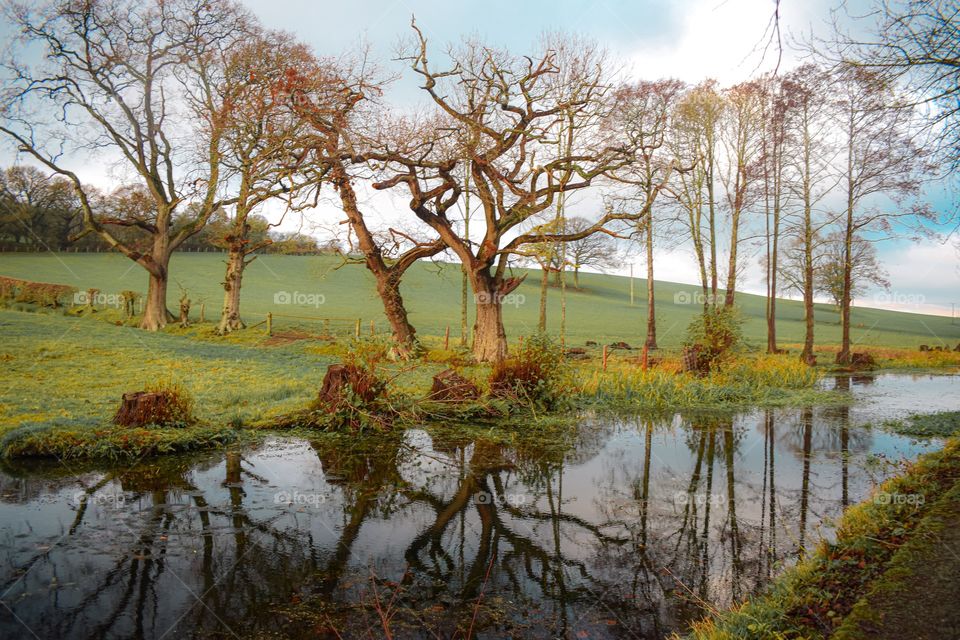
[1, 373, 957, 639]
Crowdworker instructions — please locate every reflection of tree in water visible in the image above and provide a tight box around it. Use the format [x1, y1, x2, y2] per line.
[0, 449, 322, 640]
[0, 395, 884, 639]
[298, 433, 642, 638]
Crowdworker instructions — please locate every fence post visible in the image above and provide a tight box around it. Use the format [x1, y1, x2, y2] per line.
[267, 312, 273, 336]
[369, 320, 375, 336]
[641, 343, 649, 371]
[444, 326, 450, 350]
[602, 345, 609, 371]
[324, 318, 330, 336]
[199, 302, 205, 323]
[355, 318, 361, 338]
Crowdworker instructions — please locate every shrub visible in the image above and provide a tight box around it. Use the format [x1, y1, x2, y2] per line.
[684, 306, 744, 371]
[490, 332, 569, 410]
[0, 276, 78, 308]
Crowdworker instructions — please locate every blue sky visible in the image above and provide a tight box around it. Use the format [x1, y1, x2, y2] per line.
[1, 0, 957, 316]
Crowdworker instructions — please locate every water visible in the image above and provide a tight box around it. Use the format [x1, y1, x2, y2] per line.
[0, 373, 957, 639]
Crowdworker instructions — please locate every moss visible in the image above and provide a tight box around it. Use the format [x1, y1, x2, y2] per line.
[880, 410, 960, 438]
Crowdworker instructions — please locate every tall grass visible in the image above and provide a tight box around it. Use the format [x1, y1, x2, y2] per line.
[577, 354, 823, 409]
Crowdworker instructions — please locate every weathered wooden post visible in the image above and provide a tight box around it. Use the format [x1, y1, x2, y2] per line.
[324, 318, 330, 336]
[444, 326, 450, 350]
[199, 302, 205, 323]
[641, 343, 649, 371]
[603, 345, 609, 371]
[355, 318, 361, 338]
[267, 312, 273, 336]
[369, 320, 375, 336]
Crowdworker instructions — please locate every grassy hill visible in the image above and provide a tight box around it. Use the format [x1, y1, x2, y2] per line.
[1, 251, 958, 349]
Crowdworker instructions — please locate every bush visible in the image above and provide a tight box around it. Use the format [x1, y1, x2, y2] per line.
[684, 306, 744, 371]
[0, 276, 77, 308]
[490, 332, 569, 410]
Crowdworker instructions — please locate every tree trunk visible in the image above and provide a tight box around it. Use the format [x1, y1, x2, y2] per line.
[724, 208, 740, 308]
[573, 267, 580, 289]
[538, 266, 549, 332]
[217, 247, 246, 335]
[471, 272, 508, 363]
[141, 266, 173, 331]
[375, 272, 418, 358]
[645, 221, 657, 349]
[801, 208, 816, 365]
[837, 217, 854, 365]
[766, 208, 779, 353]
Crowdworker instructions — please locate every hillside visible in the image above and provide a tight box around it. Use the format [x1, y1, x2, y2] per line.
[0, 251, 958, 349]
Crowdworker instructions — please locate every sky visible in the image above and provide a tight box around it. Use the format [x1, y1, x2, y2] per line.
[1, 0, 958, 316]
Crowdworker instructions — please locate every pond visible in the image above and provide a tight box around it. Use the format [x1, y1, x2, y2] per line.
[1, 373, 958, 639]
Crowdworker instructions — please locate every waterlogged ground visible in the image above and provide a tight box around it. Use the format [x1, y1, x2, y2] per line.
[0, 373, 957, 639]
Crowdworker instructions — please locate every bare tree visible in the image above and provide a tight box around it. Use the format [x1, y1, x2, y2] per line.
[670, 82, 726, 306]
[562, 216, 619, 289]
[377, 27, 658, 362]
[287, 54, 447, 357]
[817, 231, 890, 308]
[0, 0, 251, 329]
[828, 0, 960, 174]
[781, 64, 838, 364]
[214, 30, 323, 334]
[720, 81, 765, 308]
[833, 66, 932, 363]
[611, 79, 684, 348]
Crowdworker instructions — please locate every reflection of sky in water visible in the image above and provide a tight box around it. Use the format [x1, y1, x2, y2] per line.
[0, 373, 955, 639]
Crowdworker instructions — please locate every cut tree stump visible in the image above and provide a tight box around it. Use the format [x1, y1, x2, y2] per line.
[850, 352, 877, 368]
[113, 391, 187, 427]
[317, 364, 380, 411]
[427, 369, 480, 402]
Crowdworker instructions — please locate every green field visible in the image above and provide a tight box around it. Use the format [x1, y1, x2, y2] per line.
[1, 251, 958, 349]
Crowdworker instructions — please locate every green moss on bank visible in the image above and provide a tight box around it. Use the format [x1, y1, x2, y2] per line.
[683, 434, 960, 640]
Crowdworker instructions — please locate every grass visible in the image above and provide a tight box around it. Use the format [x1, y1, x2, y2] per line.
[0, 307, 854, 459]
[880, 410, 960, 438]
[682, 431, 960, 640]
[2, 251, 959, 350]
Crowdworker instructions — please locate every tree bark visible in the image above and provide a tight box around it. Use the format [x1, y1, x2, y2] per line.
[376, 272, 418, 353]
[470, 269, 512, 363]
[140, 258, 173, 331]
[473, 294, 508, 363]
[644, 220, 657, 349]
[538, 266, 549, 332]
[217, 246, 247, 334]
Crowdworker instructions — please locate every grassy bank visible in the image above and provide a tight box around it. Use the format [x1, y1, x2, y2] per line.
[684, 415, 960, 640]
[0, 308, 854, 460]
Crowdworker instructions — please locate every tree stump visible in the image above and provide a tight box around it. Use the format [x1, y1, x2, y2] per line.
[849, 352, 876, 368]
[608, 341, 632, 350]
[317, 364, 380, 411]
[113, 391, 187, 427]
[427, 369, 480, 402]
[681, 344, 709, 375]
[179, 298, 191, 328]
[919, 344, 930, 352]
